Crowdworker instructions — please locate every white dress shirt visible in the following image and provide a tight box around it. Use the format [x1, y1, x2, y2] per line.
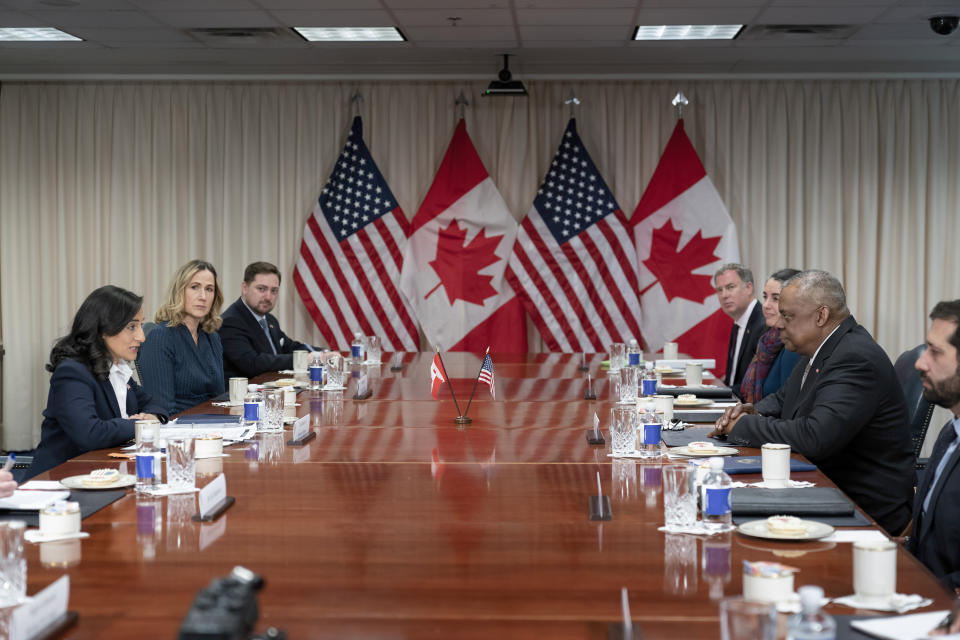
[108, 361, 133, 419]
[729, 299, 758, 383]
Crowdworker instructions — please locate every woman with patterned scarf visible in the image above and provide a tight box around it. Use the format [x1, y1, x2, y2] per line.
[739, 269, 802, 403]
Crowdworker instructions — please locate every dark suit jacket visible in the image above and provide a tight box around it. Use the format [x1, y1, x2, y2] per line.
[729, 315, 915, 535]
[907, 420, 960, 590]
[21, 358, 167, 481]
[727, 301, 766, 391]
[219, 297, 311, 380]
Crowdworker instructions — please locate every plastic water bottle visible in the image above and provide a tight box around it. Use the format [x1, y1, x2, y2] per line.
[701, 457, 732, 531]
[308, 352, 325, 390]
[135, 428, 158, 493]
[641, 361, 657, 397]
[637, 402, 661, 458]
[787, 586, 836, 640]
[244, 384, 263, 431]
[627, 339, 641, 367]
[351, 331, 366, 364]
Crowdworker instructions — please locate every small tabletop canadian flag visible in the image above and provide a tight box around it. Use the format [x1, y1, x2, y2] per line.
[430, 353, 447, 400]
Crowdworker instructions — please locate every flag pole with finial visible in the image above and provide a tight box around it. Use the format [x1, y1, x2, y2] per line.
[436, 345, 469, 424]
[461, 347, 490, 418]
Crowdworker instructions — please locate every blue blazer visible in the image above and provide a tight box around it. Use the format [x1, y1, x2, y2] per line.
[138, 321, 225, 415]
[22, 358, 166, 481]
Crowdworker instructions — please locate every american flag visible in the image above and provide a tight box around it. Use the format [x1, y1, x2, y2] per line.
[478, 353, 495, 399]
[293, 116, 419, 352]
[506, 119, 644, 352]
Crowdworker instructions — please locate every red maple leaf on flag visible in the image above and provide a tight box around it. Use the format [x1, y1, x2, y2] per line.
[641, 220, 723, 303]
[425, 219, 503, 306]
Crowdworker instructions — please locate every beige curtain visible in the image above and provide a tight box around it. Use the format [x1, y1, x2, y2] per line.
[1, 79, 958, 450]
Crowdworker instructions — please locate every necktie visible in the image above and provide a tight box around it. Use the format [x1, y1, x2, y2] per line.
[726, 322, 739, 385]
[259, 318, 277, 355]
[922, 424, 959, 515]
[800, 361, 813, 389]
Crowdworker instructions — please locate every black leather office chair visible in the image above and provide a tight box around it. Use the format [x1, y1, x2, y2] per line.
[893, 344, 934, 476]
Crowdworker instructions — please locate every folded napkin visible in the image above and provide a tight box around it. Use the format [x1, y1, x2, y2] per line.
[723, 456, 818, 475]
[834, 593, 933, 615]
[730, 487, 854, 516]
[657, 523, 732, 536]
[748, 480, 816, 489]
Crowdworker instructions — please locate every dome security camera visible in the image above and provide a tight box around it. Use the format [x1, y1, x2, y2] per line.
[929, 15, 959, 35]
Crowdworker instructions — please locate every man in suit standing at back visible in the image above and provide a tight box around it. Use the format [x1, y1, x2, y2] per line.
[220, 261, 319, 380]
[715, 263, 765, 391]
[908, 299, 960, 592]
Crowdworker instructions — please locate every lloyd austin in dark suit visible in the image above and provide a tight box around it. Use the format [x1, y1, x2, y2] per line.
[715, 263, 766, 392]
[219, 261, 318, 380]
[710, 270, 914, 535]
[908, 299, 960, 592]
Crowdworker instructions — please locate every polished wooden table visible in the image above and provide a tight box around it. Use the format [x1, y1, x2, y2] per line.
[27, 353, 953, 638]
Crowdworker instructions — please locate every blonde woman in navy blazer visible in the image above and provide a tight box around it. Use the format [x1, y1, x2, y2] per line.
[23, 286, 166, 480]
[138, 260, 226, 415]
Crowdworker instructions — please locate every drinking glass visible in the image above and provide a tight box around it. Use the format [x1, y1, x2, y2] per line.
[292, 350, 309, 373]
[662, 464, 697, 531]
[366, 336, 382, 364]
[0, 521, 26, 607]
[262, 388, 284, 432]
[619, 366, 639, 405]
[609, 343, 626, 371]
[610, 405, 637, 456]
[325, 354, 344, 389]
[719, 597, 776, 640]
[166, 437, 195, 490]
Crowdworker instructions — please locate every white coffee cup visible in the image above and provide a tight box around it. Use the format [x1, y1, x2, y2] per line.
[853, 540, 897, 606]
[685, 362, 703, 387]
[228, 377, 248, 405]
[761, 443, 791, 488]
[653, 394, 675, 422]
[663, 341, 679, 360]
[293, 350, 309, 373]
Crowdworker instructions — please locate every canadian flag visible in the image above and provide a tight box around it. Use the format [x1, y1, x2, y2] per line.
[631, 119, 740, 378]
[430, 353, 446, 400]
[400, 119, 527, 352]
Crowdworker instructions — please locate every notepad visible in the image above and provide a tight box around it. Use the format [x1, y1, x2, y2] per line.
[0, 490, 70, 510]
[849, 610, 950, 639]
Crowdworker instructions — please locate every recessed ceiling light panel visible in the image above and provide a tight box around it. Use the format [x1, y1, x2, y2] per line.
[632, 25, 743, 41]
[293, 27, 405, 42]
[0, 27, 81, 42]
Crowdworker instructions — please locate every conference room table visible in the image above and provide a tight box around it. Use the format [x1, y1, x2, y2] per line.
[23, 352, 955, 638]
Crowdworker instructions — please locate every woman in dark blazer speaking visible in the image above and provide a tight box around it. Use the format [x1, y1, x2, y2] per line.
[138, 260, 226, 415]
[23, 286, 166, 480]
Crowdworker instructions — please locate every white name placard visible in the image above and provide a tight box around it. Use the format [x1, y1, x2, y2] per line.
[11, 575, 69, 640]
[292, 414, 310, 442]
[198, 473, 227, 519]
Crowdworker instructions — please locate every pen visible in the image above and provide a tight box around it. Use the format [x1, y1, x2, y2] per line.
[1, 453, 15, 473]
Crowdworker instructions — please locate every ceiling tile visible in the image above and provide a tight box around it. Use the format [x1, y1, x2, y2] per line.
[0, 9, 45, 26]
[402, 25, 515, 41]
[769, 0, 897, 5]
[256, 0, 383, 8]
[754, 5, 890, 24]
[65, 26, 196, 42]
[522, 39, 626, 48]
[516, 8, 635, 26]
[415, 39, 519, 48]
[126, 0, 260, 10]
[25, 10, 162, 27]
[876, 3, 960, 23]
[270, 10, 395, 27]
[384, 0, 510, 8]
[519, 25, 634, 40]
[633, 7, 761, 24]
[148, 10, 279, 28]
[393, 9, 513, 27]
[1, 0, 136, 9]
[515, 0, 637, 7]
[850, 22, 947, 40]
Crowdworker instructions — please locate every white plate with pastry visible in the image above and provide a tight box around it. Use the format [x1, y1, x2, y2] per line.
[668, 442, 739, 457]
[737, 516, 835, 541]
[60, 471, 136, 490]
[673, 394, 714, 407]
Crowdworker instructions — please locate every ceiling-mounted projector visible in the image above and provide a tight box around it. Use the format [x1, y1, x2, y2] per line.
[483, 54, 527, 96]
